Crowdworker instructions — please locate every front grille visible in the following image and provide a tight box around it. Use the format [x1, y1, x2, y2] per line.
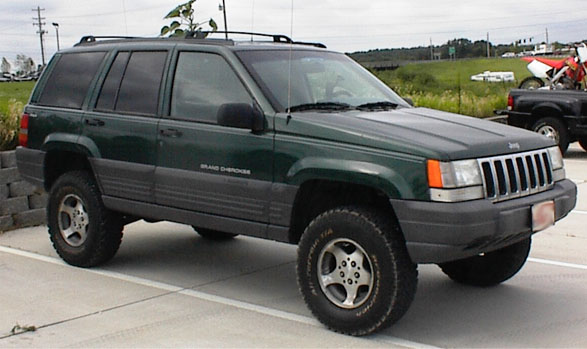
[479, 149, 553, 202]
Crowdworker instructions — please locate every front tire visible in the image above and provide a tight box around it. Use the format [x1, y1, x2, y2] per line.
[532, 117, 570, 154]
[297, 206, 417, 336]
[519, 76, 545, 89]
[47, 171, 123, 267]
[438, 237, 531, 287]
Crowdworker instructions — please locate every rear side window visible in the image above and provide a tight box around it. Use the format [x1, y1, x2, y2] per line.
[37, 52, 106, 109]
[96, 51, 167, 116]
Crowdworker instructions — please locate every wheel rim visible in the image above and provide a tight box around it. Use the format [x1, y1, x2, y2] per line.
[58, 194, 89, 247]
[317, 238, 374, 309]
[536, 125, 559, 143]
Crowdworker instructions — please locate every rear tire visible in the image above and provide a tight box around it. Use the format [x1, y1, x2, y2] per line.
[47, 171, 123, 267]
[192, 226, 238, 240]
[297, 206, 417, 336]
[519, 76, 545, 89]
[438, 237, 531, 287]
[532, 117, 570, 154]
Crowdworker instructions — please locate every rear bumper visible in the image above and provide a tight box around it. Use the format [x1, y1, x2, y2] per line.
[15, 147, 45, 189]
[391, 179, 577, 264]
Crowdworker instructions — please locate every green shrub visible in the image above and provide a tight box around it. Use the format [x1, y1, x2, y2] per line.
[0, 99, 22, 151]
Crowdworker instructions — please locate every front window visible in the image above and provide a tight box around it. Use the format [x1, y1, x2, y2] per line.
[236, 49, 408, 112]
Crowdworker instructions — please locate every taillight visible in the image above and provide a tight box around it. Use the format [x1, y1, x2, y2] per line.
[19, 113, 29, 147]
[507, 94, 513, 111]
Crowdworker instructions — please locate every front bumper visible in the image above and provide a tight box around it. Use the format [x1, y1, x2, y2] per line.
[391, 179, 577, 264]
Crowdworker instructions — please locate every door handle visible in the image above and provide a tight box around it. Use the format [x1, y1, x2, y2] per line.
[160, 128, 182, 137]
[85, 118, 105, 126]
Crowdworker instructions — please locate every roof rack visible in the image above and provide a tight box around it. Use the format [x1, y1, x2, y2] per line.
[76, 35, 140, 46]
[187, 31, 327, 49]
[74, 32, 327, 49]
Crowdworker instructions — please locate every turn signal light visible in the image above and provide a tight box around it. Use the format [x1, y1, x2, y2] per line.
[19, 113, 29, 147]
[427, 159, 443, 188]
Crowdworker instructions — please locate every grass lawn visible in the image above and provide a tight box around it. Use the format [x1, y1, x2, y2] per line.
[0, 81, 35, 115]
[374, 58, 531, 117]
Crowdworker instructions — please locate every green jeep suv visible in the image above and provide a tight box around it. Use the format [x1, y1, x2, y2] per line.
[16, 32, 577, 335]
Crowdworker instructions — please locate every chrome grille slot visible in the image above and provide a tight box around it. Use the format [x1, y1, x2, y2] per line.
[478, 149, 554, 202]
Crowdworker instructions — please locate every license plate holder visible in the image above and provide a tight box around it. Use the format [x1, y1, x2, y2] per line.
[532, 200, 555, 232]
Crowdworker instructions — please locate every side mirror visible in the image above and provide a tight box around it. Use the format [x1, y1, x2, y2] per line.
[217, 103, 264, 132]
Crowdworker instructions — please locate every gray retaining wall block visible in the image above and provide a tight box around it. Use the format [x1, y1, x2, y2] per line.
[28, 192, 48, 210]
[0, 184, 8, 199]
[9, 181, 37, 198]
[0, 197, 29, 216]
[0, 168, 20, 185]
[0, 215, 14, 231]
[13, 209, 46, 227]
[0, 151, 16, 169]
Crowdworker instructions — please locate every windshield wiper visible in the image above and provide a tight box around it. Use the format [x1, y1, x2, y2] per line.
[288, 102, 353, 113]
[356, 101, 399, 111]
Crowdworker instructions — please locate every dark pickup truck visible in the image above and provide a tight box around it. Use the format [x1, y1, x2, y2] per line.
[500, 89, 587, 154]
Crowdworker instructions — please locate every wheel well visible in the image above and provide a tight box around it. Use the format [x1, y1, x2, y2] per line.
[288, 180, 396, 244]
[44, 151, 94, 191]
[531, 106, 564, 128]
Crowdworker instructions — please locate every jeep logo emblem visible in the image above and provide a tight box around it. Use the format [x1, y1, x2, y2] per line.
[508, 142, 521, 150]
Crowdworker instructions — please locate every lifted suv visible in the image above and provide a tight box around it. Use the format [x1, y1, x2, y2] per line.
[16, 32, 577, 335]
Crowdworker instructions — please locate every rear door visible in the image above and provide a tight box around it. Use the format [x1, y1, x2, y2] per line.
[83, 50, 169, 202]
[155, 49, 274, 229]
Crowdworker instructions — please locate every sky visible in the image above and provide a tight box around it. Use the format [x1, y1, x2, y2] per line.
[1, 0, 586, 66]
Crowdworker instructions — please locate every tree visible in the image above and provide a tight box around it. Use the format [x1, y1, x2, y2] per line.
[1, 57, 10, 73]
[160, 0, 217, 37]
[14, 54, 35, 75]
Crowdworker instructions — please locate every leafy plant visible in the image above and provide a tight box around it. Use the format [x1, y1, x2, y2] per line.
[160, 0, 217, 37]
[0, 99, 22, 151]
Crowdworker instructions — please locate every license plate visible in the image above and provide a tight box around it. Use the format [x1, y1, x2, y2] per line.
[532, 200, 555, 232]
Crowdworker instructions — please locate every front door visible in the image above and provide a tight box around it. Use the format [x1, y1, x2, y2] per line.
[155, 50, 274, 226]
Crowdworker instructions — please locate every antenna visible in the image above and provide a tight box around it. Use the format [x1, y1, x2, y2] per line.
[286, 0, 294, 119]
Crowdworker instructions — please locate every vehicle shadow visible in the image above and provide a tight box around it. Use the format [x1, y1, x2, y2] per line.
[103, 222, 586, 347]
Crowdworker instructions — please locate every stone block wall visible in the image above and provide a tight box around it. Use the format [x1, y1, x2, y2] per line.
[0, 150, 47, 231]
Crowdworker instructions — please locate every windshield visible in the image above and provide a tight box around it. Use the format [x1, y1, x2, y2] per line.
[235, 49, 409, 112]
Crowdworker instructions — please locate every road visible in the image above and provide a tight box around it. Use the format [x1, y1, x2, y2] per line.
[0, 144, 586, 348]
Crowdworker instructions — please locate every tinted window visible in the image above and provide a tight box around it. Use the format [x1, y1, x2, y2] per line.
[116, 51, 167, 115]
[96, 52, 129, 111]
[38, 52, 106, 109]
[170, 52, 251, 123]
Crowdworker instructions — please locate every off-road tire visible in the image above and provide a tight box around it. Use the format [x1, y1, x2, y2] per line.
[519, 76, 545, 89]
[532, 117, 570, 154]
[192, 226, 238, 240]
[297, 206, 418, 336]
[438, 237, 531, 287]
[47, 171, 123, 267]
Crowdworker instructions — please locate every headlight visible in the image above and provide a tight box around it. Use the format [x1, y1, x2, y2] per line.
[427, 159, 484, 202]
[547, 146, 565, 181]
[547, 146, 563, 170]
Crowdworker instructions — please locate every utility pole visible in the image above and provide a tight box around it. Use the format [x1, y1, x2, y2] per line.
[430, 38, 433, 60]
[486, 32, 490, 58]
[545, 27, 549, 44]
[32, 6, 47, 66]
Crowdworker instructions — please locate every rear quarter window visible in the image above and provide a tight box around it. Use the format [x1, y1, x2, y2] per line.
[37, 51, 106, 109]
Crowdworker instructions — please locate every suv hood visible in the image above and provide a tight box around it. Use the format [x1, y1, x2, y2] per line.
[284, 107, 554, 160]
